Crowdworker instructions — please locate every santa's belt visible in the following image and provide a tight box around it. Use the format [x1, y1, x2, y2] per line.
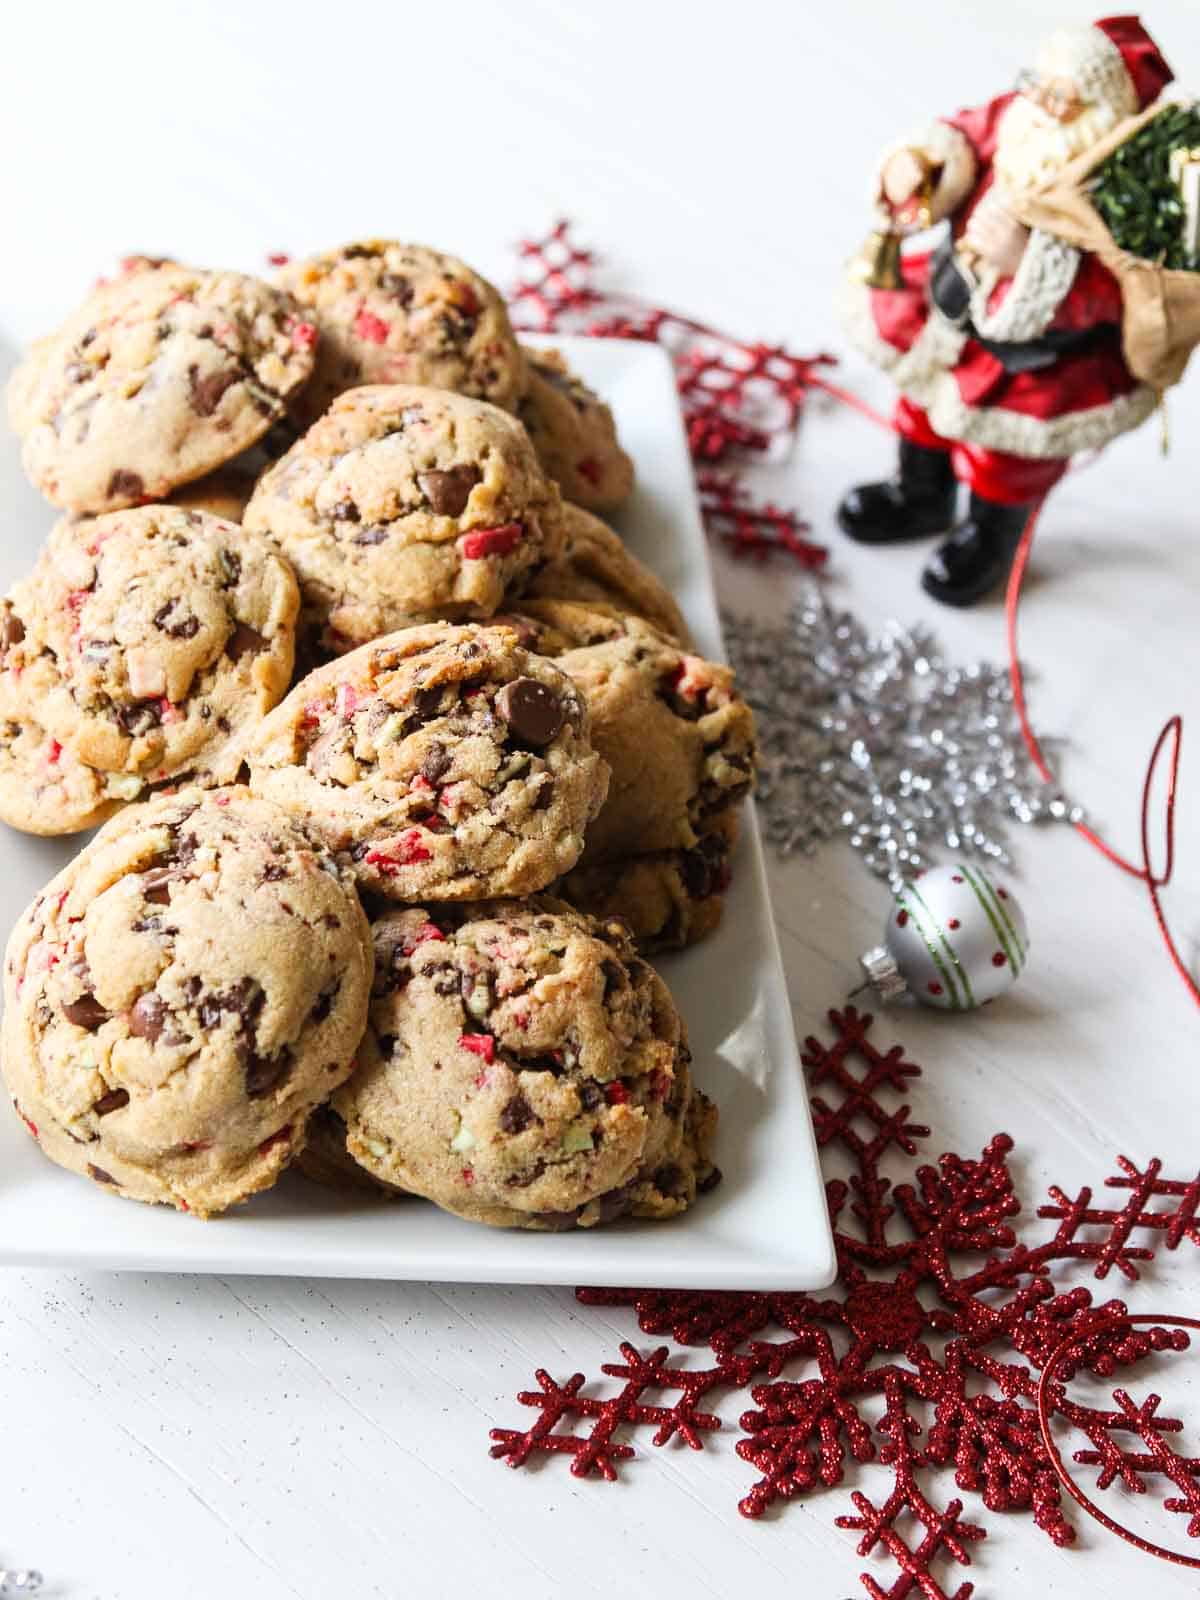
[928, 241, 1107, 374]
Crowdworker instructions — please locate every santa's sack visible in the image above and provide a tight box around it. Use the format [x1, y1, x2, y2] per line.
[1015, 100, 1200, 391]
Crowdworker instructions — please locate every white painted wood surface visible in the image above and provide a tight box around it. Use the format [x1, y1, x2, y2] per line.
[2, 3, 1199, 1595]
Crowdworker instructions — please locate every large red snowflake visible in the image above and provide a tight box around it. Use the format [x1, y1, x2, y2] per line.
[510, 220, 829, 568]
[491, 1007, 1200, 1599]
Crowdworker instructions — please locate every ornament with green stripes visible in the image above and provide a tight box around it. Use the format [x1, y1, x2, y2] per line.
[859, 862, 1029, 1011]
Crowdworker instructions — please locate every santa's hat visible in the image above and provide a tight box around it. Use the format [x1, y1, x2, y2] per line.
[1036, 15, 1173, 115]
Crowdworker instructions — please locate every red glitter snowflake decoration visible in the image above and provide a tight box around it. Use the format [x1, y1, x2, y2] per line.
[510, 220, 830, 566]
[491, 1007, 1200, 1599]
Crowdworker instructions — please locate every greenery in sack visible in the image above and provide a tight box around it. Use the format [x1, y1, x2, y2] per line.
[1088, 100, 1200, 269]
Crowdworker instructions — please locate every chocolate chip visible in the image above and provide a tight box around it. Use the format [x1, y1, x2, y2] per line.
[198, 976, 264, 1033]
[141, 868, 176, 905]
[153, 599, 200, 639]
[495, 678, 564, 748]
[118, 701, 162, 735]
[413, 684, 444, 721]
[88, 1163, 118, 1186]
[62, 994, 109, 1029]
[352, 527, 388, 546]
[310, 981, 339, 1022]
[417, 465, 481, 518]
[94, 1087, 130, 1116]
[107, 469, 144, 501]
[530, 777, 555, 810]
[218, 549, 242, 587]
[262, 863, 288, 882]
[245, 1047, 292, 1098]
[341, 244, 380, 260]
[681, 847, 717, 899]
[225, 623, 267, 660]
[577, 1080, 604, 1112]
[596, 1182, 637, 1223]
[698, 1165, 723, 1195]
[532, 1209, 580, 1231]
[331, 498, 360, 522]
[188, 365, 240, 417]
[421, 741, 450, 783]
[499, 1093, 535, 1134]
[380, 273, 414, 305]
[129, 994, 167, 1040]
[0, 610, 25, 659]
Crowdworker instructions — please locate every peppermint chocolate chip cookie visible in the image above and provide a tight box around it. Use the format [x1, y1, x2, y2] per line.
[513, 602, 757, 863]
[243, 385, 564, 654]
[332, 901, 718, 1228]
[246, 623, 608, 900]
[2, 788, 373, 1217]
[276, 241, 525, 426]
[6, 257, 317, 514]
[0, 507, 297, 817]
[517, 347, 634, 512]
[557, 815, 738, 953]
[523, 503, 688, 643]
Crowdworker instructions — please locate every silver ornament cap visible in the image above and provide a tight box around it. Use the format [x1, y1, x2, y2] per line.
[860, 862, 1029, 1011]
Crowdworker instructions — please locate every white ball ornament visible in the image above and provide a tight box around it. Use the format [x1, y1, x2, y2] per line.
[859, 862, 1029, 1011]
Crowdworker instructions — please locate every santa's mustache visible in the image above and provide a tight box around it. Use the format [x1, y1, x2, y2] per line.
[993, 93, 1122, 193]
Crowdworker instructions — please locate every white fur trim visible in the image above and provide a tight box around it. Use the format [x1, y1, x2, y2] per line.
[836, 272, 1157, 457]
[969, 228, 1081, 342]
[837, 273, 968, 390]
[877, 121, 976, 219]
[1037, 25, 1138, 117]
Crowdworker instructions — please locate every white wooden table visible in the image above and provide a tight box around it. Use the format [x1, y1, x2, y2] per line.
[2, 3, 1199, 1595]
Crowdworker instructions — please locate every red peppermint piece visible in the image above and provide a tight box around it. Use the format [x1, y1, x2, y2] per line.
[258, 1125, 293, 1156]
[459, 523, 523, 560]
[402, 921, 445, 955]
[335, 683, 359, 718]
[576, 457, 602, 485]
[46, 740, 62, 766]
[459, 1033, 496, 1064]
[364, 830, 434, 873]
[353, 308, 390, 344]
[604, 1082, 630, 1106]
[462, 1167, 476, 1186]
[288, 317, 318, 350]
[268, 251, 291, 267]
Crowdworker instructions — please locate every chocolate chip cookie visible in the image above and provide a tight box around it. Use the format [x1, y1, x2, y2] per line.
[512, 602, 757, 864]
[331, 901, 719, 1228]
[246, 622, 608, 901]
[0, 507, 298, 825]
[243, 385, 564, 654]
[276, 240, 525, 427]
[523, 502, 687, 643]
[557, 814, 738, 953]
[517, 346, 634, 512]
[2, 787, 373, 1217]
[6, 256, 317, 514]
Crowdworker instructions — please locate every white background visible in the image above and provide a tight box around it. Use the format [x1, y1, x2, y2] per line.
[2, 3, 1200, 1597]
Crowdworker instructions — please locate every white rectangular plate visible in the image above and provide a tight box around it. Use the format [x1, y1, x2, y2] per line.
[0, 333, 835, 1289]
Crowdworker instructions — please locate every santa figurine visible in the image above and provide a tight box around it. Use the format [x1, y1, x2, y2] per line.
[837, 15, 1174, 605]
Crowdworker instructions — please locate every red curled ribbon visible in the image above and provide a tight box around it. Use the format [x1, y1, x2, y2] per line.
[1005, 504, 1196, 1008]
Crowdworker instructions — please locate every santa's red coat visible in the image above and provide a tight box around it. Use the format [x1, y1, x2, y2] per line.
[840, 93, 1156, 467]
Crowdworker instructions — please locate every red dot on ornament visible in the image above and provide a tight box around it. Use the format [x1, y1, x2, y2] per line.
[947, 918, 960, 930]
[896, 910, 908, 926]
[951, 874, 964, 884]
[928, 981, 943, 995]
[992, 952, 1007, 967]
[997, 887, 1009, 899]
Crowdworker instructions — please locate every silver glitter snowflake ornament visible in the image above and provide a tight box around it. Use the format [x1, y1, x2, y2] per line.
[722, 588, 1082, 883]
[0, 1569, 42, 1597]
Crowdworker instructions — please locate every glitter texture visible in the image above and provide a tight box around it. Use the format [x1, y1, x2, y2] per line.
[722, 588, 1083, 879]
[493, 1007, 1200, 1598]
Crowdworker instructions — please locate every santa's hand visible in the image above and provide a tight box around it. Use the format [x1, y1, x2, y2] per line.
[963, 206, 1030, 276]
[881, 148, 928, 209]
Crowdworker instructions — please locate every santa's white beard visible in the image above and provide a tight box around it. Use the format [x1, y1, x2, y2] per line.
[993, 94, 1122, 196]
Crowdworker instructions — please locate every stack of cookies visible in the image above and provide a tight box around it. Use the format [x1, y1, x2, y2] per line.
[0, 240, 757, 1233]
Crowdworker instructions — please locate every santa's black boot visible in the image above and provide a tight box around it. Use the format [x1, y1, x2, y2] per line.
[837, 440, 958, 544]
[920, 495, 1033, 607]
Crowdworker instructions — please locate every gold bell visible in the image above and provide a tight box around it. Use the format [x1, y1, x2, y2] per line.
[848, 171, 934, 291]
[848, 225, 905, 290]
